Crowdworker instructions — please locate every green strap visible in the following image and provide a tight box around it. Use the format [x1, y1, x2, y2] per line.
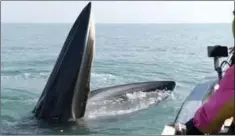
[233, 18, 234, 38]
[233, 11, 235, 38]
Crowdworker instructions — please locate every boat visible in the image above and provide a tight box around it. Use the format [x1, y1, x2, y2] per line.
[161, 45, 234, 135]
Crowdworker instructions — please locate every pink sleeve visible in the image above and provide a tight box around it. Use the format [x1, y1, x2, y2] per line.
[193, 65, 235, 133]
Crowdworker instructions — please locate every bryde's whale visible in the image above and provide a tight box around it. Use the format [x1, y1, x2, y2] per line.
[33, 2, 176, 123]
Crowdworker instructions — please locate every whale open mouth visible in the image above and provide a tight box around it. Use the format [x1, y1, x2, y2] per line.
[32, 2, 176, 123]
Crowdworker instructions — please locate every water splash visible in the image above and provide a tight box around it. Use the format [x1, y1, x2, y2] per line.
[85, 90, 171, 119]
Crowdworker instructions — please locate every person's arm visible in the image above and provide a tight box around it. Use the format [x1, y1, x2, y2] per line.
[185, 65, 235, 134]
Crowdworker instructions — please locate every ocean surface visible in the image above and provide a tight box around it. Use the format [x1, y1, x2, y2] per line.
[1, 23, 233, 135]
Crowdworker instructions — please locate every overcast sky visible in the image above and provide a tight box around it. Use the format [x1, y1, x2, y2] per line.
[1, 1, 234, 23]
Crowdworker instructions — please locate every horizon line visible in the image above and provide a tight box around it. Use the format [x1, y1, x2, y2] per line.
[1, 22, 231, 25]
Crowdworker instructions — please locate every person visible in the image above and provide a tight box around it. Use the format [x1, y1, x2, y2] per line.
[174, 12, 235, 135]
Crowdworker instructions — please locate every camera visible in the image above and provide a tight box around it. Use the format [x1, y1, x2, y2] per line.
[207, 45, 228, 58]
[207, 45, 229, 80]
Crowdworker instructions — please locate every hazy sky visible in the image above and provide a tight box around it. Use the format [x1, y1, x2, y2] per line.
[1, 1, 234, 23]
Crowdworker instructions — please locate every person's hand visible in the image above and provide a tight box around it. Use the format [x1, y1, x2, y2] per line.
[174, 123, 187, 135]
[229, 47, 234, 54]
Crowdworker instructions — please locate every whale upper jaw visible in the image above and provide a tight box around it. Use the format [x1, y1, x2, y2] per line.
[33, 2, 95, 122]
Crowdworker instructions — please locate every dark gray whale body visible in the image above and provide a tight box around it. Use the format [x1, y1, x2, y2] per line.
[33, 2, 176, 123]
[33, 2, 94, 122]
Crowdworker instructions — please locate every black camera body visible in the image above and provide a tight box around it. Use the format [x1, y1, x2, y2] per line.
[207, 45, 228, 58]
[207, 45, 229, 81]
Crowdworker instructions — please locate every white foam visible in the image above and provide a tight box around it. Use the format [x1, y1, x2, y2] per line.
[1, 72, 50, 81]
[22, 98, 39, 104]
[1, 72, 115, 82]
[90, 73, 121, 89]
[91, 73, 116, 80]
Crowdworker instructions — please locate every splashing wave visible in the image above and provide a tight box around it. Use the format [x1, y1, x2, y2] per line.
[85, 90, 171, 119]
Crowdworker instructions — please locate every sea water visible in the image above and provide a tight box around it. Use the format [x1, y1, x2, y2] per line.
[1, 23, 233, 134]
